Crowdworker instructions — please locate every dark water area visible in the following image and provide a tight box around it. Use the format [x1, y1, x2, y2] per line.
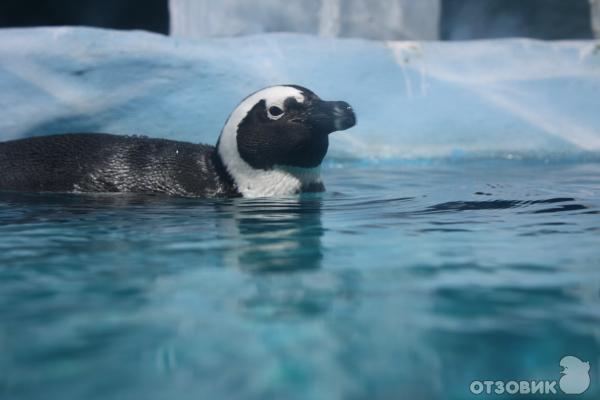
[0, 162, 599, 399]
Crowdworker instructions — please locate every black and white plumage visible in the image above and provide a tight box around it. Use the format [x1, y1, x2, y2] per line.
[0, 85, 356, 198]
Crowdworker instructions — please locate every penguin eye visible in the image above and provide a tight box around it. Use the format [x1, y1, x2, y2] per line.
[267, 106, 284, 120]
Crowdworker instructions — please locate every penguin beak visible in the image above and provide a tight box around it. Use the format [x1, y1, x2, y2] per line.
[309, 100, 356, 134]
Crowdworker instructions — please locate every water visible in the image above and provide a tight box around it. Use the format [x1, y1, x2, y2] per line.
[1, 161, 599, 400]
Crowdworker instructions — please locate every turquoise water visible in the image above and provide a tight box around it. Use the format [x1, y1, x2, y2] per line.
[1, 161, 599, 399]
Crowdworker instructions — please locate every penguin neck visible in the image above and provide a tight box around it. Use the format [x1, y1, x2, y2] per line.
[210, 149, 240, 197]
[216, 134, 323, 198]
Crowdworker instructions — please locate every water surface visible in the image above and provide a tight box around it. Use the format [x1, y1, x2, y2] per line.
[1, 161, 599, 399]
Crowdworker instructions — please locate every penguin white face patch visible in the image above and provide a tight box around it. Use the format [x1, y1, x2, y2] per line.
[220, 86, 305, 146]
[217, 86, 314, 198]
[263, 87, 303, 120]
[217, 85, 355, 198]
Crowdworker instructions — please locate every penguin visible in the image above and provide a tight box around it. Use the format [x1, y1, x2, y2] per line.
[0, 85, 355, 198]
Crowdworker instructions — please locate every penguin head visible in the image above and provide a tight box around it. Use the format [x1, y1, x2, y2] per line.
[217, 85, 356, 197]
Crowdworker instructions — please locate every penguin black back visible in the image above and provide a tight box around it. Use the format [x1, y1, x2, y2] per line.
[0, 85, 356, 198]
[0, 133, 238, 197]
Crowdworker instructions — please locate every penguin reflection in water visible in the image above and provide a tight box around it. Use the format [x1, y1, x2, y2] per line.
[0, 86, 356, 198]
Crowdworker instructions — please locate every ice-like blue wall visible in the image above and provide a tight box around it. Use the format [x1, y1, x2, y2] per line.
[1, 27, 599, 161]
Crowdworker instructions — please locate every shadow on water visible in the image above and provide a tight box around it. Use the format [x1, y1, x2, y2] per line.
[0, 191, 328, 331]
[216, 196, 324, 273]
[0, 190, 325, 274]
[423, 197, 587, 214]
[374, 197, 590, 219]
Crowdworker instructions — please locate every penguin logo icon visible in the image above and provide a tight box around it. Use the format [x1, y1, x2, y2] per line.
[559, 356, 591, 395]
